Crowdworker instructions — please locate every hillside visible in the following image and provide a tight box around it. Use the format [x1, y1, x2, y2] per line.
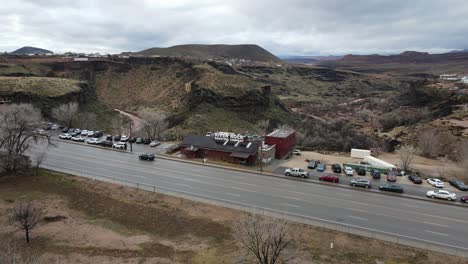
[10, 46, 53, 55]
[124, 44, 281, 62]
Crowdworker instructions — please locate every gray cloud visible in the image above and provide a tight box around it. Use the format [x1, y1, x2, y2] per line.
[1, 0, 467, 55]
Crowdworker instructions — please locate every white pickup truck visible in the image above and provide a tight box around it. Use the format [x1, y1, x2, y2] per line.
[284, 168, 308, 178]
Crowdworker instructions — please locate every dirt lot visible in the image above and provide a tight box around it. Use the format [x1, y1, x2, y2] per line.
[0, 170, 466, 264]
[281, 151, 465, 190]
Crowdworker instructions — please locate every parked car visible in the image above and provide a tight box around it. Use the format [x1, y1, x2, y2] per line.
[387, 171, 397, 182]
[427, 178, 444, 188]
[112, 142, 127, 149]
[307, 160, 317, 169]
[87, 138, 100, 144]
[59, 133, 72, 140]
[70, 132, 78, 137]
[371, 170, 381, 179]
[379, 184, 404, 193]
[93, 131, 103, 138]
[350, 179, 371, 188]
[121, 135, 129, 142]
[62, 127, 69, 133]
[331, 164, 341, 173]
[319, 174, 339, 183]
[356, 166, 366, 176]
[284, 168, 308, 178]
[344, 166, 354, 176]
[426, 190, 456, 201]
[105, 135, 113, 141]
[150, 141, 161, 147]
[461, 196, 468, 203]
[129, 137, 137, 143]
[143, 138, 151, 144]
[448, 179, 468, 191]
[113, 135, 121, 141]
[135, 137, 143, 144]
[408, 175, 422, 184]
[100, 140, 113, 147]
[74, 128, 81, 134]
[316, 163, 326, 172]
[51, 124, 59, 130]
[139, 153, 155, 161]
[68, 128, 75, 133]
[44, 123, 53, 130]
[72, 136, 85, 142]
[87, 131, 95, 137]
[80, 130, 88, 136]
[34, 129, 46, 135]
[292, 149, 301, 155]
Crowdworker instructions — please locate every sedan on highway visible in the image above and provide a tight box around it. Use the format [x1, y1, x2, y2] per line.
[448, 179, 468, 191]
[59, 133, 72, 140]
[350, 179, 371, 188]
[427, 178, 444, 188]
[139, 153, 155, 161]
[426, 190, 456, 201]
[379, 184, 404, 193]
[461, 196, 468, 203]
[319, 174, 339, 183]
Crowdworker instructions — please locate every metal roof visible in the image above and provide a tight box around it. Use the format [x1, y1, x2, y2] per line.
[266, 129, 295, 138]
[181, 135, 260, 155]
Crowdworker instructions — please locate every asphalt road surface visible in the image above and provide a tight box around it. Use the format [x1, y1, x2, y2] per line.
[29, 141, 468, 255]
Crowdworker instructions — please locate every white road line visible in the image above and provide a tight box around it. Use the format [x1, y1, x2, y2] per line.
[426, 230, 449, 236]
[231, 186, 254, 192]
[226, 192, 241, 197]
[174, 183, 191, 188]
[348, 208, 369, 213]
[279, 196, 301, 201]
[349, 215, 368, 221]
[424, 222, 449, 228]
[280, 203, 300, 208]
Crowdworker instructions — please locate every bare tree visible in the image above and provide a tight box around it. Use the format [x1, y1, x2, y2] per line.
[417, 129, 441, 158]
[397, 144, 417, 172]
[140, 111, 168, 140]
[75, 112, 97, 130]
[234, 214, 291, 264]
[33, 152, 47, 177]
[12, 201, 42, 243]
[256, 120, 270, 172]
[0, 104, 49, 173]
[51, 102, 79, 128]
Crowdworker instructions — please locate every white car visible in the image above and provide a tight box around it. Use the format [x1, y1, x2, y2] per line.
[87, 138, 99, 144]
[72, 136, 85, 142]
[87, 131, 95, 137]
[80, 130, 89, 136]
[59, 133, 72, 139]
[284, 168, 308, 178]
[292, 149, 301, 155]
[426, 190, 456, 201]
[149, 141, 161, 147]
[51, 124, 59, 130]
[344, 166, 354, 176]
[113, 142, 127, 149]
[120, 135, 129, 142]
[427, 178, 444, 188]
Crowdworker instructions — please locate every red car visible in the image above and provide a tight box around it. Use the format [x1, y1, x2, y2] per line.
[319, 174, 339, 183]
[387, 171, 397, 182]
[461, 196, 468, 203]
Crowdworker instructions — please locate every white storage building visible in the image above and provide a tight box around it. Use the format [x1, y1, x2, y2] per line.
[350, 149, 371, 159]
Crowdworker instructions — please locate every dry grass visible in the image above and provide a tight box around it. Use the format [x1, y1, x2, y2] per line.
[0, 170, 466, 263]
[0, 77, 81, 97]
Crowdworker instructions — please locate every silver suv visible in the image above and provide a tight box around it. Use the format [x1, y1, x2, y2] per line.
[350, 179, 371, 189]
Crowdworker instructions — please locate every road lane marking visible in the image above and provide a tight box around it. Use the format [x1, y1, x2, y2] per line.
[279, 196, 301, 201]
[348, 208, 369, 213]
[226, 192, 241, 197]
[231, 187, 254, 192]
[280, 203, 300, 208]
[424, 222, 449, 228]
[174, 183, 191, 188]
[426, 230, 449, 236]
[349, 216, 368, 221]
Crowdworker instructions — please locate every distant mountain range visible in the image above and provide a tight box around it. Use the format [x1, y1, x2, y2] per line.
[336, 50, 468, 64]
[10, 46, 53, 55]
[122, 44, 281, 62]
[280, 55, 343, 64]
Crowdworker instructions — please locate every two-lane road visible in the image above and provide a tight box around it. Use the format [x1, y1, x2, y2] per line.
[29, 141, 468, 256]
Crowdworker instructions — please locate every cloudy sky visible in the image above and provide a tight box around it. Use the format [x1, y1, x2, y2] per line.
[1, 0, 468, 55]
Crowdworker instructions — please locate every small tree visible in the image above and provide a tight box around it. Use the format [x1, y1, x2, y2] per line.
[51, 102, 79, 128]
[234, 214, 291, 264]
[12, 201, 41, 243]
[140, 111, 168, 140]
[33, 152, 47, 177]
[397, 144, 417, 172]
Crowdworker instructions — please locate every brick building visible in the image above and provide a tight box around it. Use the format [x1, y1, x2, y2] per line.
[264, 129, 296, 159]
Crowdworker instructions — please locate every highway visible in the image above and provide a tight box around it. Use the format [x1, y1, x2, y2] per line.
[29, 141, 468, 255]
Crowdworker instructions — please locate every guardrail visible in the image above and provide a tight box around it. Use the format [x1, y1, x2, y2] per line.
[41, 163, 468, 258]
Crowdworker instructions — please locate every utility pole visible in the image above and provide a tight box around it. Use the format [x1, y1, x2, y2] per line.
[129, 120, 133, 152]
[260, 138, 263, 173]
